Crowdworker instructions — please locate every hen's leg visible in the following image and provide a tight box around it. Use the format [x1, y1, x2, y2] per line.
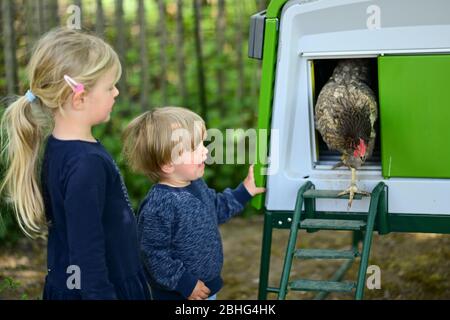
[332, 161, 345, 170]
[338, 168, 370, 208]
[332, 155, 347, 170]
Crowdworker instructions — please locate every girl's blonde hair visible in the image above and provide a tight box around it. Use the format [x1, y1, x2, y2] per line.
[123, 107, 206, 182]
[0, 28, 122, 237]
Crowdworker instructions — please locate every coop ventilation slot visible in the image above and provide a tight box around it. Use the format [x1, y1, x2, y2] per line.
[309, 58, 381, 170]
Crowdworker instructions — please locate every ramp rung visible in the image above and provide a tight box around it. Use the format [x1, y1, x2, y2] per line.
[289, 279, 356, 293]
[294, 248, 359, 260]
[300, 219, 366, 231]
[303, 189, 367, 200]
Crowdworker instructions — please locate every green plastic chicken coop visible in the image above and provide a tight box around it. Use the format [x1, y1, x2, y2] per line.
[248, 0, 450, 300]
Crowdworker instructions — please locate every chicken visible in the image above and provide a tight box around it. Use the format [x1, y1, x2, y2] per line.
[314, 59, 378, 208]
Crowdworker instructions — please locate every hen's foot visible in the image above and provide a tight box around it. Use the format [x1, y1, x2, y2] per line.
[338, 185, 370, 209]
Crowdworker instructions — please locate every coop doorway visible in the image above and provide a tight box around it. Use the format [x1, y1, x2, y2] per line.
[308, 57, 381, 170]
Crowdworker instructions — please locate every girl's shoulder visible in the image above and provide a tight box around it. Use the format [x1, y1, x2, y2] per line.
[46, 135, 102, 155]
[47, 134, 108, 158]
[45, 135, 115, 180]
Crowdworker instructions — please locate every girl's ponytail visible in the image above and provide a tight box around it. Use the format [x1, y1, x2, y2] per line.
[0, 27, 121, 238]
[1, 95, 50, 237]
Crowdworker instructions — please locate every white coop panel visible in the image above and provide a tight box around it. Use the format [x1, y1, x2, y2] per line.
[265, 0, 450, 215]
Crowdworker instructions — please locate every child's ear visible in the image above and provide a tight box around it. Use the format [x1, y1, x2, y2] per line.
[161, 163, 175, 175]
[71, 91, 86, 110]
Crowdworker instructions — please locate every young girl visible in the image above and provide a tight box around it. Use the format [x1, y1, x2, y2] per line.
[0, 28, 150, 300]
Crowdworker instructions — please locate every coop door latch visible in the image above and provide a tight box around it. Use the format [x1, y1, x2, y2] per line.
[248, 10, 267, 60]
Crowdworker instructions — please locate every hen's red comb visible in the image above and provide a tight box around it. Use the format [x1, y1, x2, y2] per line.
[359, 138, 366, 156]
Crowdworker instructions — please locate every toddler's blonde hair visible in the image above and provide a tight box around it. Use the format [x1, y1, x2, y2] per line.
[122, 107, 206, 182]
[0, 28, 122, 237]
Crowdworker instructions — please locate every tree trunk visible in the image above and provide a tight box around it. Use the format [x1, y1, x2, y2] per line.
[235, 0, 244, 103]
[215, 0, 226, 113]
[138, 0, 150, 110]
[253, 0, 264, 104]
[25, 0, 40, 55]
[193, 0, 207, 123]
[2, 0, 18, 95]
[38, 0, 46, 33]
[156, 0, 168, 105]
[74, 0, 83, 29]
[74, 0, 82, 12]
[258, 0, 268, 11]
[175, 0, 187, 107]
[115, 0, 127, 103]
[43, 0, 59, 31]
[95, 0, 105, 37]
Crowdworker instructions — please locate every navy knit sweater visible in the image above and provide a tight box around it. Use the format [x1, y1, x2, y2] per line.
[137, 178, 252, 300]
[41, 135, 150, 300]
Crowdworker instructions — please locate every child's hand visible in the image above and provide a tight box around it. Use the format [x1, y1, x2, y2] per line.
[188, 280, 211, 300]
[243, 164, 266, 196]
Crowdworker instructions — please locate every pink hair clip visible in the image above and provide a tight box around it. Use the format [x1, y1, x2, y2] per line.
[64, 75, 84, 93]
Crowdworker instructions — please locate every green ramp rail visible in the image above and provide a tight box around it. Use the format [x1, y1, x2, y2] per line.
[265, 181, 386, 300]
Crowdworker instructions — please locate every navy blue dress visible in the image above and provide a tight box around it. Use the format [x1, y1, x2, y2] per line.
[41, 135, 150, 300]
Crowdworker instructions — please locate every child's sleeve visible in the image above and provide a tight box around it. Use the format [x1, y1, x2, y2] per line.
[139, 198, 198, 298]
[63, 154, 117, 300]
[204, 180, 253, 224]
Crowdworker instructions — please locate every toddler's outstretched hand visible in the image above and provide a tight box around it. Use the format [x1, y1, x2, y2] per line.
[188, 280, 211, 300]
[243, 164, 266, 196]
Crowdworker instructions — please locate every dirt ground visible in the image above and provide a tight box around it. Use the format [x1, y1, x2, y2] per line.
[1, 215, 450, 300]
